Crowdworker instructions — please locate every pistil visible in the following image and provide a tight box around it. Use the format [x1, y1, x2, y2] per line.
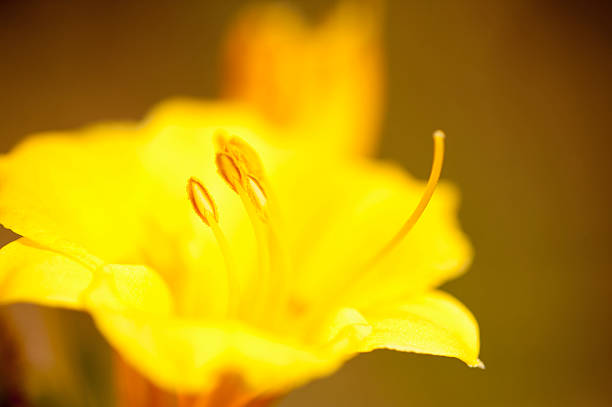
[302, 131, 446, 336]
[367, 130, 446, 267]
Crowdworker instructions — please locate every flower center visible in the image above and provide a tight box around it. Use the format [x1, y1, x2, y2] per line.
[187, 130, 445, 332]
[187, 132, 291, 327]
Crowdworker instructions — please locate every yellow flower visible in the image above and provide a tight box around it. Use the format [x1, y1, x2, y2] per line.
[0, 99, 479, 404]
[0, 2, 481, 405]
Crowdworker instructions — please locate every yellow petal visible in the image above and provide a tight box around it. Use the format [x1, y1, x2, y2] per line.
[93, 313, 350, 394]
[316, 307, 372, 355]
[0, 238, 91, 309]
[0, 123, 150, 265]
[359, 290, 482, 367]
[91, 292, 478, 394]
[222, 2, 384, 155]
[277, 158, 473, 308]
[87, 264, 174, 316]
[0, 238, 173, 316]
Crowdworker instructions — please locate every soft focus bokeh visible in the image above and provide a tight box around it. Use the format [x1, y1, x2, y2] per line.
[0, 0, 610, 406]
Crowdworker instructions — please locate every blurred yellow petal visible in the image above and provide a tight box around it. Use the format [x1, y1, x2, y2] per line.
[93, 313, 352, 395]
[0, 238, 91, 309]
[0, 239, 173, 317]
[0, 123, 149, 265]
[360, 290, 482, 367]
[222, 2, 384, 155]
[87, 264, 174, 316]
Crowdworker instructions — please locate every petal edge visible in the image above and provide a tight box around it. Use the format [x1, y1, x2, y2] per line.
[359, 290, 481, 367]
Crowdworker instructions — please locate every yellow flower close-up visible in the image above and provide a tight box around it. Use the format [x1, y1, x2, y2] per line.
[0, 2, 480, 406]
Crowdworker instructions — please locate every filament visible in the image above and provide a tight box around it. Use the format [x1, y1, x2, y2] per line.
[236, 185, 271, 321]
[187, 178, 239, 316]
[208, 218, 240, 316]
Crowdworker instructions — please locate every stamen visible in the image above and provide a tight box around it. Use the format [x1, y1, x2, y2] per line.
[213, 133, 291, 326]
[238, 178, 290, 325]
[368, 130, 446, 266]
[187, 177, 239, 316]
[235, 185, 271, 320]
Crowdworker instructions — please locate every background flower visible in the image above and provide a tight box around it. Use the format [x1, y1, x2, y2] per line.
[221, 1, 384, 155]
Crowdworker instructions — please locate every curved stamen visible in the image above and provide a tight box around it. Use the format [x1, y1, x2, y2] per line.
[301, 131, 446, 336]
[214, 133, 291, 327]
[367, 130, 446, 267]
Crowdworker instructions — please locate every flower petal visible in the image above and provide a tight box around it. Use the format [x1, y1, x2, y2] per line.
[88, 264, 174, 316]
[0, 238, 91, 309]
[0, 123, 151, 264]
[93, 313, 350, 395]
[279, 158, 473, 309]
[0, 238, 173, 316]
[359, 290, 482, 367]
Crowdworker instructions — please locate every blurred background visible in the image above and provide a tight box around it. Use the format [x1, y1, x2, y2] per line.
[0, 0, 611, 406]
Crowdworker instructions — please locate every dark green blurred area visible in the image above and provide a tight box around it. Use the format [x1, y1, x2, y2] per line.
[0, 0, 611, 406]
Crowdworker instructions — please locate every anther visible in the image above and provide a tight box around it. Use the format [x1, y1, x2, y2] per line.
[215, 153, 243, 193]
[215, 130, 265, 181]
[214, 132, 270, 221]
[187, 177, 218, 226]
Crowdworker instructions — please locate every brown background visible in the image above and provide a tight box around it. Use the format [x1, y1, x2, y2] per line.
[0, 0, 611, 406]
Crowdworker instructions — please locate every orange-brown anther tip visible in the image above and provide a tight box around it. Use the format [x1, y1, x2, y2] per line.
[187, 177, 219, 226]
[214, 132, 265, 183]
[215, 152, 243, 193]
[227, 137, 264, 178]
